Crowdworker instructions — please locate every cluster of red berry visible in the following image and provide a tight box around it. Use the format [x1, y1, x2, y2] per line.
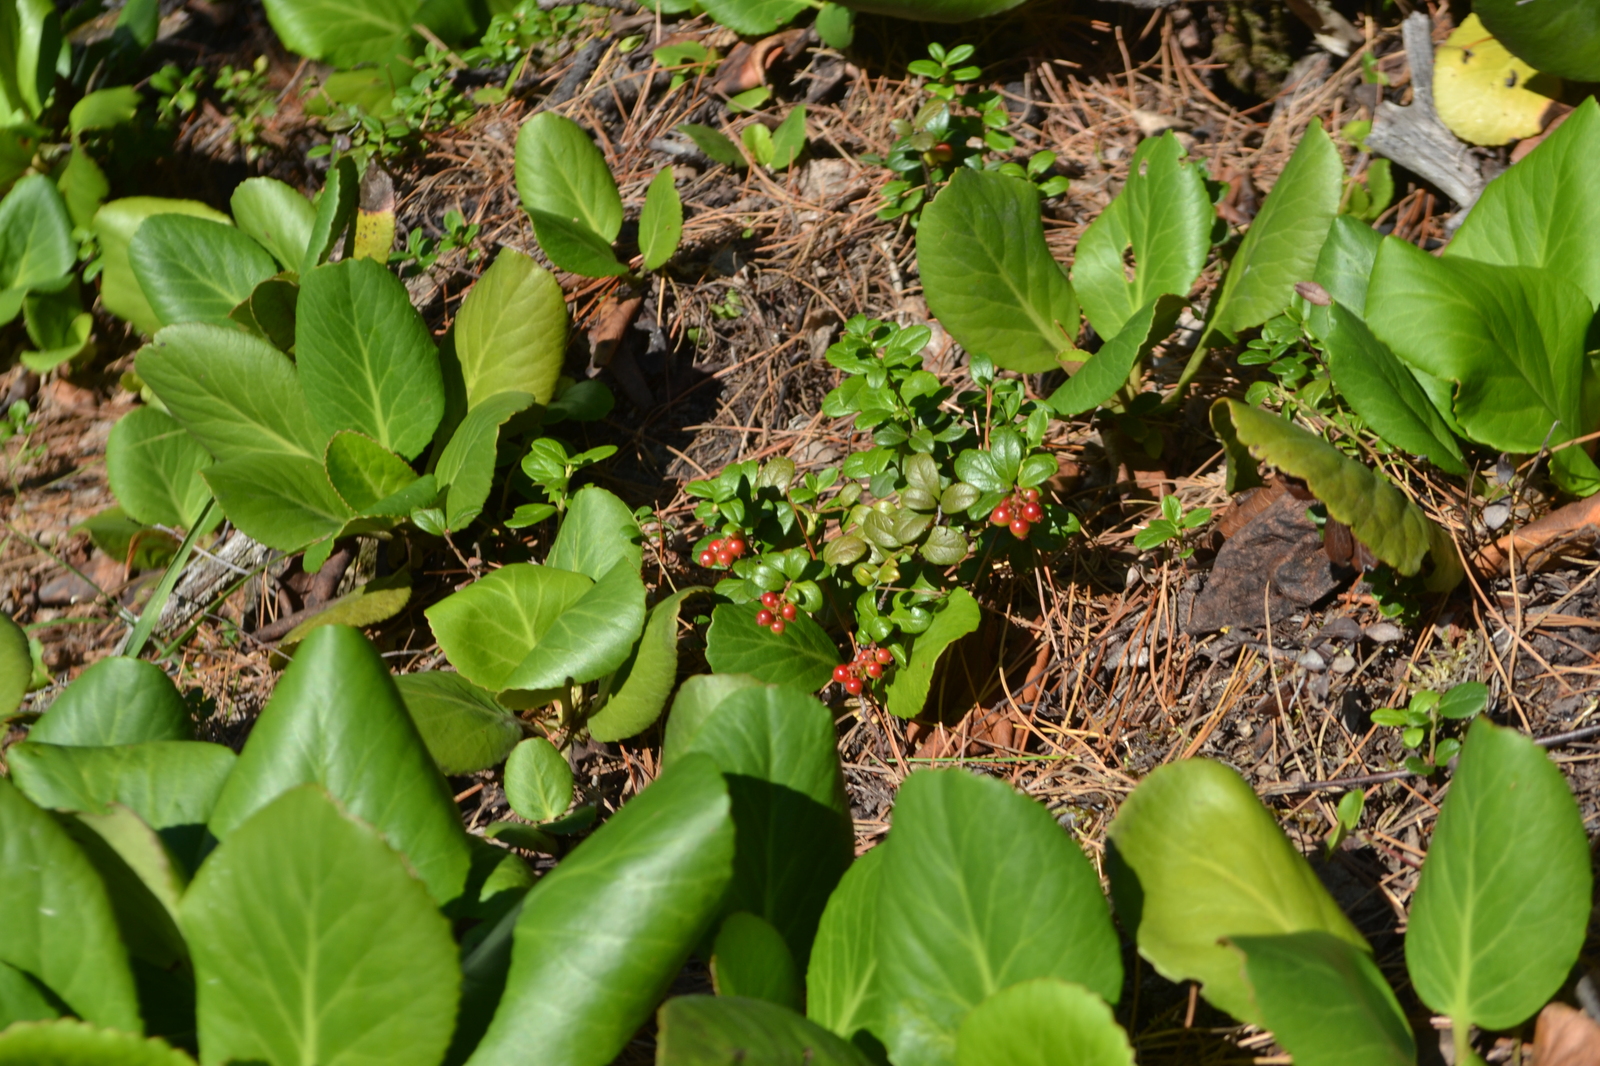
[754, 590, 798, 634]
[832, 646, 894, 695]
[990, 488, 1044, 540]
[697, 533, 747, 568]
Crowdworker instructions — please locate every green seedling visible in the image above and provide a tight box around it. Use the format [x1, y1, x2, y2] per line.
[1133, 494, 1212, 559]
[1372, 680, 1489, 774]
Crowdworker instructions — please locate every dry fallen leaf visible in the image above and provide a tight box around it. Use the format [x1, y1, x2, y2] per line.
[1532, 1003, 1600, 1066]
[1434, 13, 1562, 146]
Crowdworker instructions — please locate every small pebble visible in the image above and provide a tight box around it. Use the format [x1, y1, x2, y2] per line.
[1296, 649, 1327, 672]
[1330, 653, 1357, 675]
[1314, 617, 1363, 646]
[1364, 621, 1403, 644]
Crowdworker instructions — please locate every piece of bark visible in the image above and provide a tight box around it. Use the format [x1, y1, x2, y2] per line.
[1366, 12, 1486, 211]
[150, 531, 272, 640]
[587, 295, 644, 369]
[1474, 493, 1600, 575]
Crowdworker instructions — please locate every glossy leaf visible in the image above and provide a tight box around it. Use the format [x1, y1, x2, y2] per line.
[1046, 294, 1186, 418]
[9, 740, 235, 830]
[0, 1020, 194, 1065]
[324, 430, 418, 513]
[297, 257, 444, 460]
[679, 684, 854, 964]
[29, 657, 190, 745]
[182, 786, 460, 1066]
[713, 912, 803, 1010]
[640, 167, 684, 271]
[0, 777, 142, 1032]
[203, 453, 353, 551]
[0, 0, 57, 119]
[705, 601, 839, 691]
[466, 755, 735, 1066]
[955, 979, 1134, 1066]
[1320, 303, 1468, 476]
[424, 563, 593, 691]
[1447, 98, 1600, 307]
[547, 485, 643, 581]
[1215, 400, 1462, 590]
[262, 0, 416, 67]
[504, 737, 572, 822]
[2, 611, 30, 718]
[917, 168, 1078, 373]
[1406, 717, 1591, 1030]
[0, 175, 73, 319]
[394, 670, 523, 775]
[1305, 215, 1381, 337]
[590, 587, 705, 742]
[515, 113, 623, 243]
[806, 845, 884, 1043]
[229, 274, 299, 351]
[1105, 758, 1367, 1024]
[106, 406, 214, 528]
[526, 211, 628, 277]
[301, 157, 359, 274]
[1476, 0, 1600, 82]
[0, 961, 60, 1029]
[455, 249, 566, 409]
[59, 804, 188, 969]
[129, 214, 278, 329]
[207, 625, 472, 905]
[1229, 932, 1414, 1066]
[697, 0, 808, 33]
[502, 560, 647, 691]
[660, 673, 768, 769]
[435, 390, 536, 531]
[229, 176, 316, 270]
[1073, 133, 1210, 339]
[658, 996, 871, 1066]
[93, 198, 231, 334]
[884, 588, 981, 718]
[1206, 120, 1341, 344]
[67, 86, 139, 136]
[136, 323, 325, 462]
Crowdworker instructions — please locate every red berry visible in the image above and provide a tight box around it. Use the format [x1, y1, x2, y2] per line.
[857, 648, 870, 662]
[698, 550, 715, 567]
[756, 609, 775, 627]
[770, 619, 786, 634]
[781, 602, 797, 620]
[991, 505, 1013, 525]
[844, 677, 864, 695]
[875, 647, 893, 664]
[866, 661, 883, 678]
[716, 549, 734, 565]
[833, 664, 851, 683]
[727, 538, 746, 557]
[1023, 488, 1040, 503]
[1022, 502, 1044, 522]
[761, 591, 780, 609]
[1010, 518, 1031, 539]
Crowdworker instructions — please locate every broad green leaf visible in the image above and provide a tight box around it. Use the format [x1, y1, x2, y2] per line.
[1320, 303, 1468, 476]
[136, 324, 325, 462]
[93, 198, 231, 334]
[1305, 215, 1381, 338]
[324, 430, 419, 513]
[202, 453, 353, 551]
[301, 157, 360, 274]
[1214, 400, 1463, 591]
[679, 124, 746, 169]
[73, 508, 178, 573]
[696, 0, 807, 33]
[59, 805, 188, 968]
[129, 214, 278, 329]
[1073, 133, 1210, 339]
[455, 249, 566, 409]
[1105, 758, 1367, 1025]
[229, 176, 316, 270]
[297, 257, 444, 460]
[106, 406, 214, 528]
[0, 1020, 194, 1065]
[770, 105, 807, 170]
[182, 786, 460, 1066]
[0, 0, 57, 119]
[0, 175, 73, 322]
[1476, 0, 1600, 81]
[502, 561, 647, 691]
[68, 86, 140, 136]
[1229, 932, 1414, 1066]
[526, 210, 628, 277]
[228, 274, 299, 351]
[504, 737, 572, 822]
[0, 963, 62, 1029]
[424, 563, 593, 691]
[884, 588, 981, 719]
[712, 912, 802, 1010]
[1447, 98, 1600, 306]
[679, 684, 854, 964]
[547, 485, 643, 581]
[658, 996, 871, 1066]
[57, 148, 109, 231]
[394, 670, 523, 775]
[261, 0, 418, 66]
[955, 979, 1134, 1066]
[435, 390, 535, 531]
[640, 167, 683, 271]
[443, 891, 524, 1066]
[917, 168, 1078, 373]
[515, 113, 623, 243]
[207, 625, 473, 905]
[705, 602, 839, 692]
[277, 573, 413, 650]
[1406, 717, 1591, 1030]
[1046, 295, 1186, 418]
[1, 611, 28, 718]
[0, 777, 142, 1032]
[29, 657, 190, 745]
[815, 2, 853, 46]
[877, 770, 1121, 1066]
[8, 740, 235, 830]
[806, 845, 884, 1043]
[1205, 120, 1341, 344]
[590, 587, 706, 742]
[660, 673, 767, 770]
[466, 755, 735, 1066]
[19, 281, 90, 371]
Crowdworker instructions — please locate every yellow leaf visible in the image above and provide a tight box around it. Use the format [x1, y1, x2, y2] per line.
[1434, 14, 1561, 146]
